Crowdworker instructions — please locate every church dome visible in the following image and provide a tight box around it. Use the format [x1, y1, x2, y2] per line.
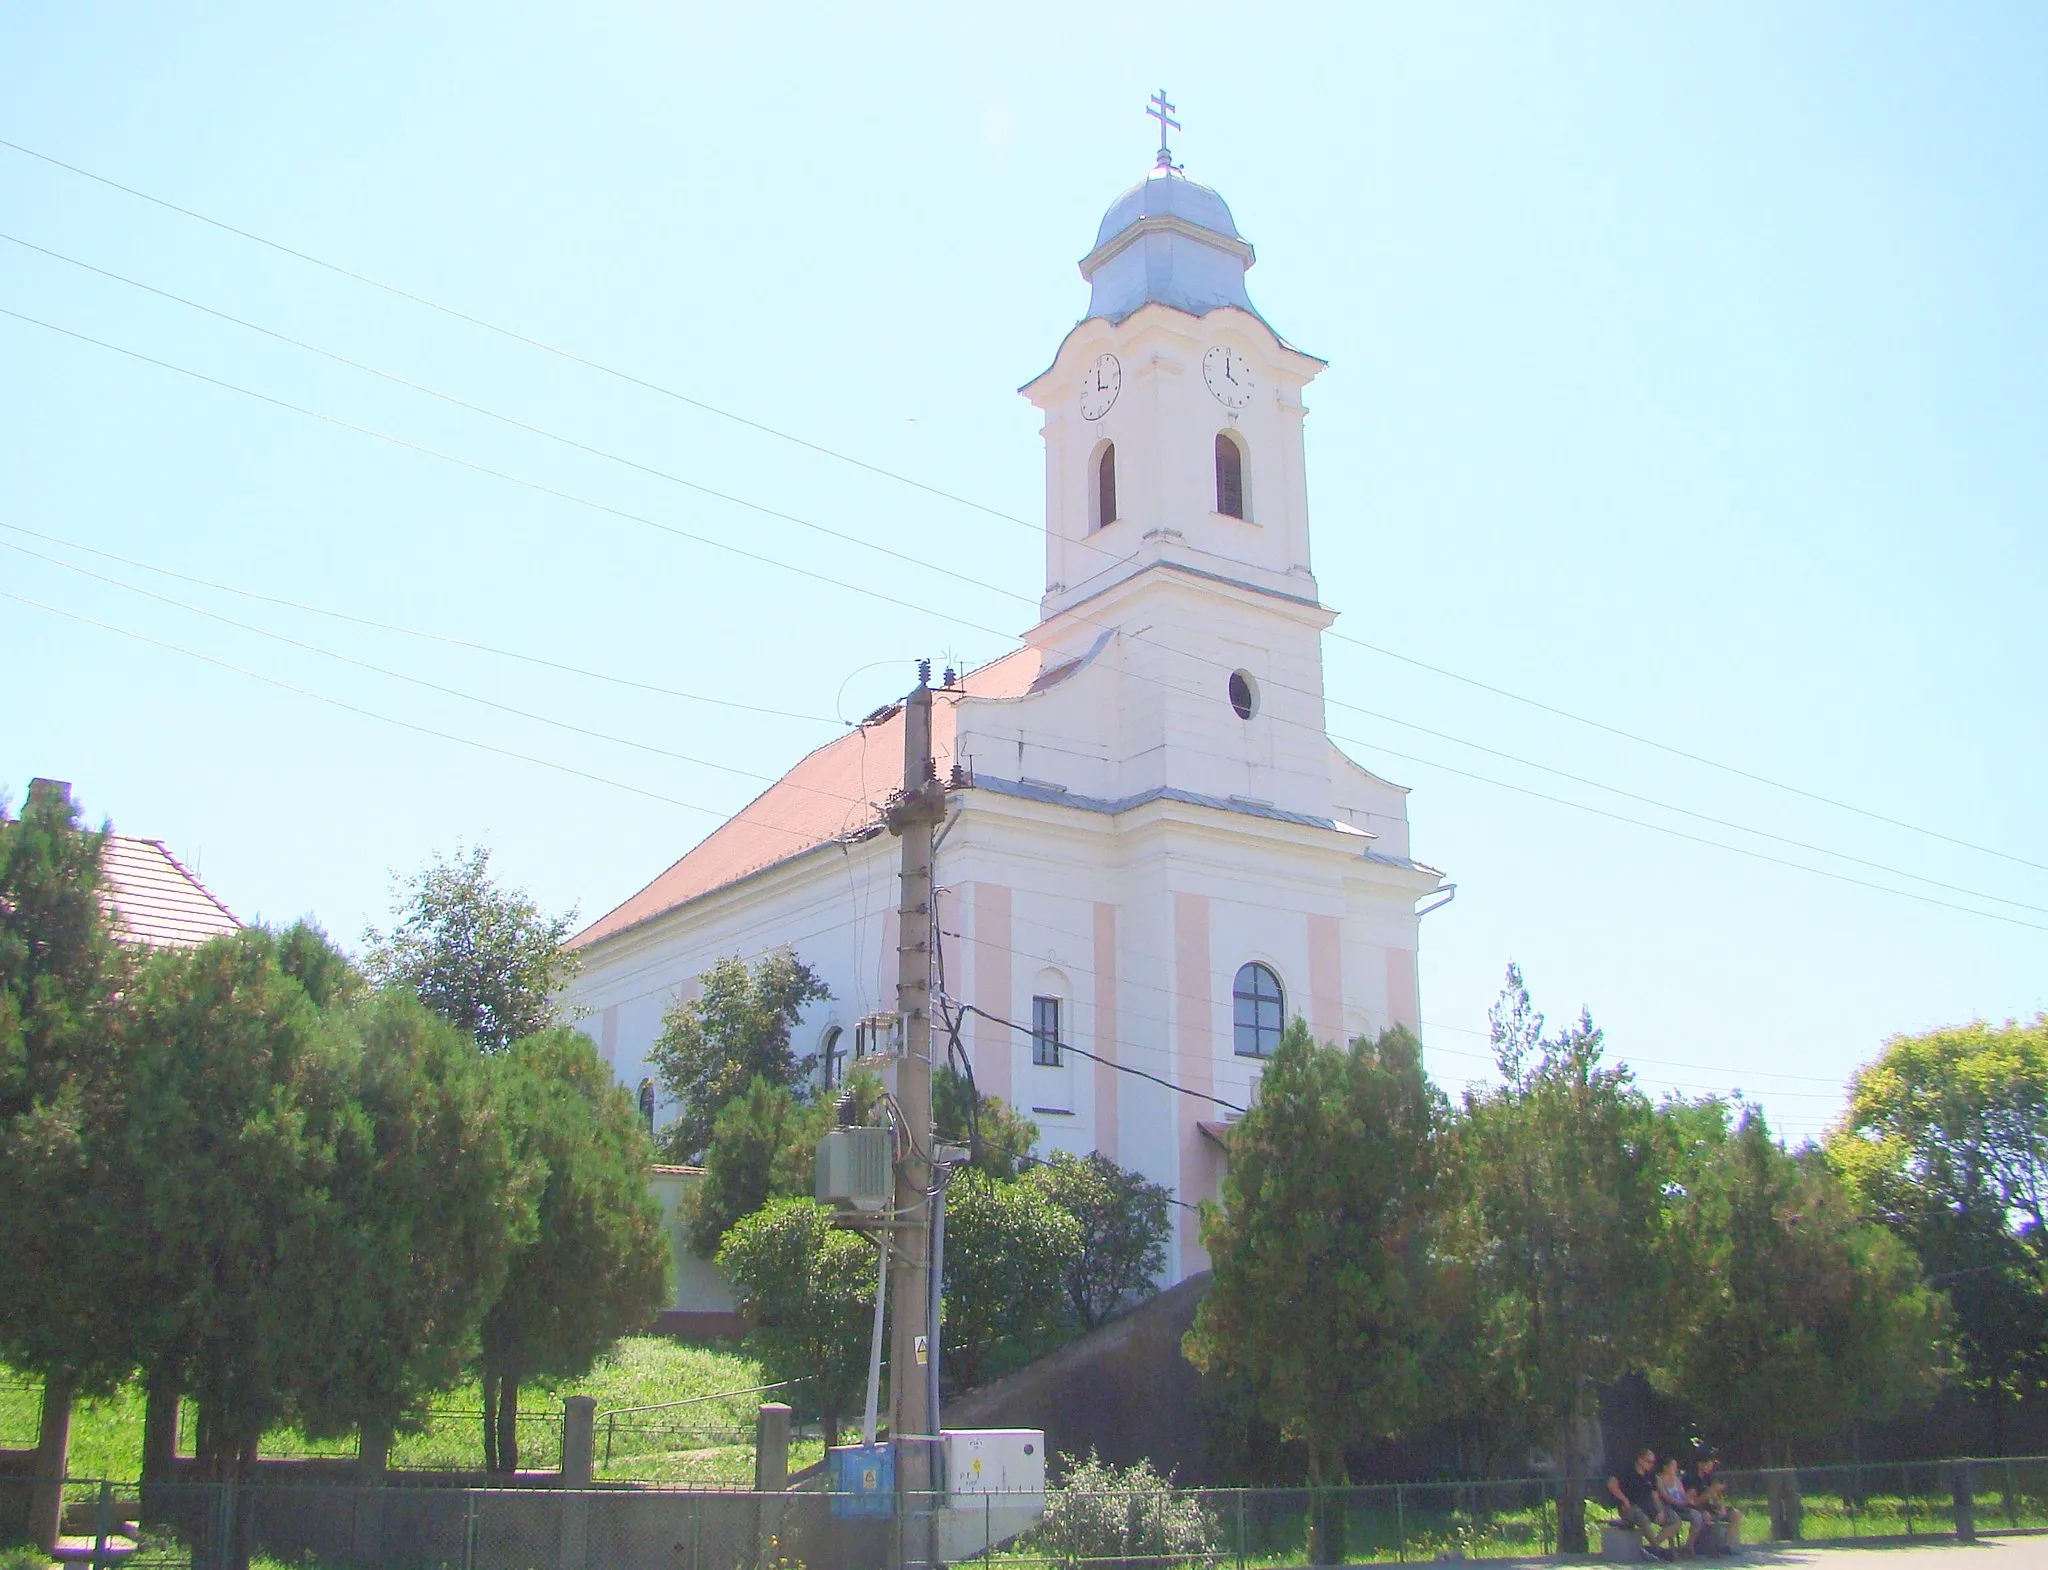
[1092, 170, 1242, 252]
[1078, 168, 1261, 327]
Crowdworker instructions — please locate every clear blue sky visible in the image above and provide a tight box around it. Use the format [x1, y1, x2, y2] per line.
[4, 2, 2043, 1143]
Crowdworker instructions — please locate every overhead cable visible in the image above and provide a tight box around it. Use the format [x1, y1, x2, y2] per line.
[9, 303, 2037, 937]
[1, 588, 818, 836]
[6, 135, 2035, 877]
[951, 1000, 1245, 1114]
[2, 538, 870, 809]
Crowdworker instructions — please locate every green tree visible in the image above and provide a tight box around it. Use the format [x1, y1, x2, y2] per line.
[934, 1064, 1038, 1178]
[1665, 1107, 1948, 1462]
[689, 1067, 885, 1256]
[1828, 1017, 2048, 1453]
[1185, 1022, 1444, 1561]
[718, 1197, 878, 1446]
[364, 845, 579, 1053]
[0, 781, 132, 1542]
[689, 1078, 826, 1255]
[299, 985, 539, 1448]
[1448, 965, 1672, 1554]
[480, 1027, 669, 1472]
[647, 949, 831, 1163]
[113, 930, 355, 1481]
[1025, 1151, 1172, 1328]
[940, 1167, 1080, 1389]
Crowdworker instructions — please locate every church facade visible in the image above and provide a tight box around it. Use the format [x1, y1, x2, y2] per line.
[564, 152, 1447, 1283]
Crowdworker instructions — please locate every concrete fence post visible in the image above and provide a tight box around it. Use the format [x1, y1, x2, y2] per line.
[561, 1396, 597, 1487]
[352, 1423, 390, 1565]
[29, 1373, 74, 1553]
[1951, 1461, 1977, 1543]
[1763, 1470, 1802, 1542]
[755, 1403, 792, 1495]
[754, 1403, 792, 1570]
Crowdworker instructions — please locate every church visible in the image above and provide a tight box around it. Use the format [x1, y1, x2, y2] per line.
[564, 120, 1448, 1285]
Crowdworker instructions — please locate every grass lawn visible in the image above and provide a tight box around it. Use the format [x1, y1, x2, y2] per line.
[0, 1337, 804, 1486]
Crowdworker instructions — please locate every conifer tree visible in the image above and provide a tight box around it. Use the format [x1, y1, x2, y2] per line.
[1186, 1021, 1443, 1564]
[478, 1027, 669, 1471]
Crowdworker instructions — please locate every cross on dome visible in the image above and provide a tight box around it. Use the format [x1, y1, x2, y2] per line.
[1147, 89, 1182, 174]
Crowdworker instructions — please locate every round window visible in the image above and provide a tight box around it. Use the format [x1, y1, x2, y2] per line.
[1228, 670, 1258, 720]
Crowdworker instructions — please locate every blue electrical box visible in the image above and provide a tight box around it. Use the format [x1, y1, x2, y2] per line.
[828, 1443, 896, 1518]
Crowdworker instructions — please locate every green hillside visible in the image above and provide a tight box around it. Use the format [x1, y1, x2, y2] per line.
[0, 1337, 813, 1485]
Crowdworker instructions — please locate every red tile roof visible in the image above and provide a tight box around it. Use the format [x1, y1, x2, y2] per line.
[571, 649, 1044, 950]
[99, 835, 242, 950]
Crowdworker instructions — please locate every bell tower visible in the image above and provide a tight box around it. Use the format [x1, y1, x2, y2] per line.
[1019, 157, 1329, 633]
[1009, 129, 1341, 819]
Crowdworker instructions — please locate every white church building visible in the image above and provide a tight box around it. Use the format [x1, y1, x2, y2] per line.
[565, 142, 1448, 1285]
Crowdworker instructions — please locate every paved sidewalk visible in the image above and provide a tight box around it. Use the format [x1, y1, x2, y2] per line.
[1730, 1543, 2048, 1569]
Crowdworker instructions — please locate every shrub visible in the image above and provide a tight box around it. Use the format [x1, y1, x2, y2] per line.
[1029, 1452, 1220, 1570]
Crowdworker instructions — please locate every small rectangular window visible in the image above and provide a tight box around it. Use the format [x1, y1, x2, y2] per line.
[1032, 995, 1062, 1067]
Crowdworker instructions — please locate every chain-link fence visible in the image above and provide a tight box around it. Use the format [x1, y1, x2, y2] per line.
[3, 1459, 2046, 1570]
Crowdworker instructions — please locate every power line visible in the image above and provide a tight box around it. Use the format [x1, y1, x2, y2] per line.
[4, 303, 2040, 933]
[0, 521, 832, 724]
[1331, 732, 2048, 935]
[0, 305, 1002, 639]
[1, 538, 874, 813]
[1320, 630, 2048, 878]
[952, 905, 1857, 1098]
[951, 1000, 1245, 1115]
[982, 901, 1856, 1089]
[1321, 708, 2048, 917]
[7, 133, 2035, 880]
[0, 138, 1067, 543]
[1, 588, 826, 837]
[0, 229, 1084, 615]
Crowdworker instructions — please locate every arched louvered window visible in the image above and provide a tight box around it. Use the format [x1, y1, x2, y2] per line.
[1095, 441, 1118, 530]
[1215, 431, 1245, 519]
[1232, 962, 1284, 1058]
[820, 1026, 844, 1087]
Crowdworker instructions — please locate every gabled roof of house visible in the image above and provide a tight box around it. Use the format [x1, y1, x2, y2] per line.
[571, 648, 1045, 951]
[99, 835, 242, 950]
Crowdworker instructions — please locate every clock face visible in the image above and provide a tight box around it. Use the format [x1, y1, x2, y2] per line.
[1079, 353, 1121, 421]
[1203, 344, 1255, 408]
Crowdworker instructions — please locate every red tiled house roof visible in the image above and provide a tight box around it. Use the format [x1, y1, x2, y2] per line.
[98, 835, 242, 950]
[571, 649, 1044, 950]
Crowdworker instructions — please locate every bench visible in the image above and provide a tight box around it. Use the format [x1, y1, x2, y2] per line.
[1601, 1524, 1647, 1561]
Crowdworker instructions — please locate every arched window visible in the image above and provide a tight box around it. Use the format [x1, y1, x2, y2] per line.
[1094, 441, 1118, 530]
[1233, 963, 1284, 1058]
[1215, 431, 1245, 519]
[820, 1026, 844, 1087]
[637, 1078, 656, 1132]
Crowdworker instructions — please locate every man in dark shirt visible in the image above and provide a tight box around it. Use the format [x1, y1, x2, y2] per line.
[1606, 1449, 1663, 1540]
[1685, 1453, 1742, 1547]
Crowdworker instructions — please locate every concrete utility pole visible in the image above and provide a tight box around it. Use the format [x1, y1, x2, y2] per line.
[884, 664, 946, 1555]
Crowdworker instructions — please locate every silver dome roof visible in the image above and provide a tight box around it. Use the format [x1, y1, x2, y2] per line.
[1079, 170, 1260, 326]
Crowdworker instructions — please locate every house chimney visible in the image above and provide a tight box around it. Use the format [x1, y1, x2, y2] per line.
[27, 778, 73, 812]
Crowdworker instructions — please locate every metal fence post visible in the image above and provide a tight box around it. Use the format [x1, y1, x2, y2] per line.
[462, 1489, 478, 1570]
[1396, 1484, 1405, 1563]
[92, 1478, 112, 1570]
[1238, 1488, 1248, 1570]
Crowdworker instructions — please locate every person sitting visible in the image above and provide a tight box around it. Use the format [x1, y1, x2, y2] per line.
[1607, 1449, 1679, 1556]
[1656, 1456, 1705, 1556]
[1684, 1452, 1742, 1551]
